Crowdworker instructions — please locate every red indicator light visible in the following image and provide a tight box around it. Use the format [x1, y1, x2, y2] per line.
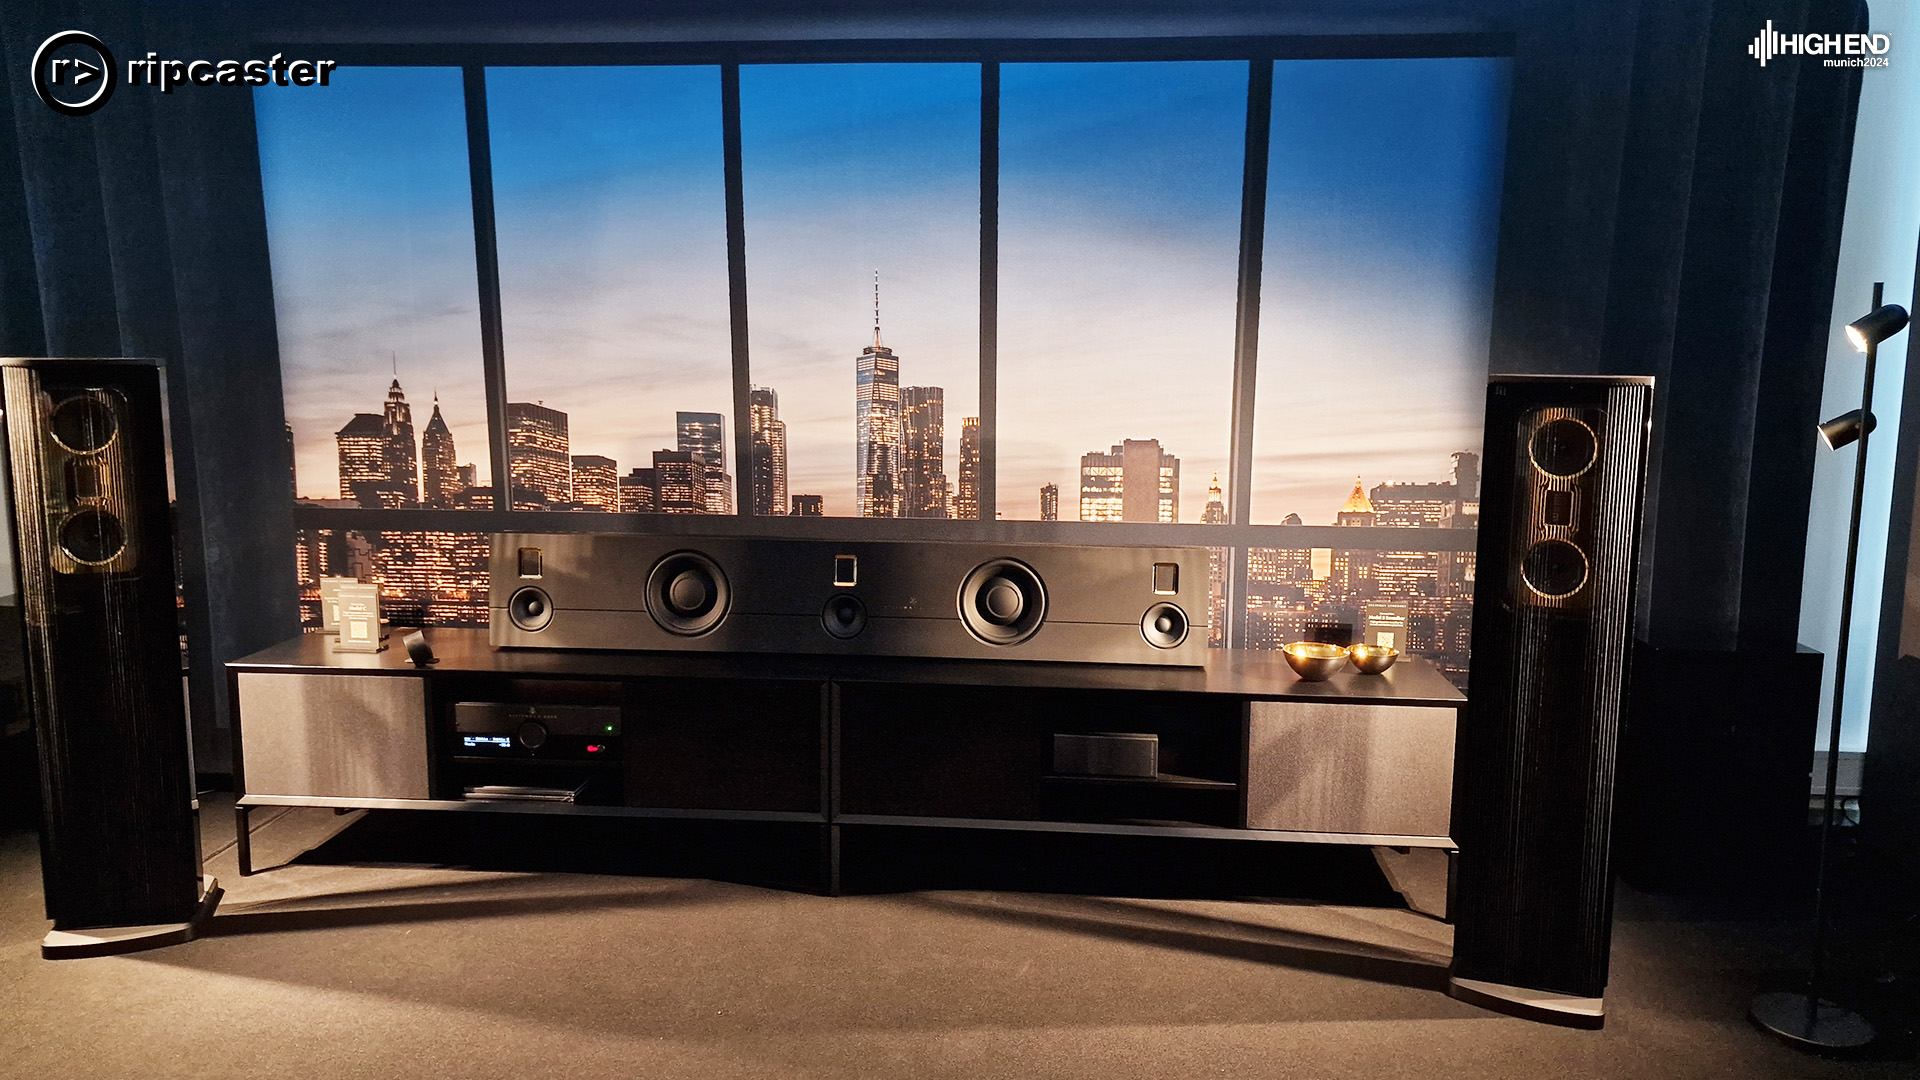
[587, 744, 602, 753]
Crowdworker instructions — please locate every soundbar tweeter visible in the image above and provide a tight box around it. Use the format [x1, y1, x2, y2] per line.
[822, 594, 866, 639]
[1140, 602, 1189, 649]
[508, 585, 553, 632]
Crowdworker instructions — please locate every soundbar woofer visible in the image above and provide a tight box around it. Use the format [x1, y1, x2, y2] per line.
[645, 551, 730, 636]
[958, 558, 1046, 645]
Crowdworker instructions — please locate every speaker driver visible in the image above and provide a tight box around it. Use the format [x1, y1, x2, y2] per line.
[1140, 602, 1189, 649]
[1522, 538, 1590, 599]
[958, 559, 1046, 645]
[1529, 417, 1598, 478]
[49, 394, 119, 454]
[821, 594, 867, 639]
[508, 585, 554, 632]
[645, 551, 729, 636]
[57, 508, 126, 565]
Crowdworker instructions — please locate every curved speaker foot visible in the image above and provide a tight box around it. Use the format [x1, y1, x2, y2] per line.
[1448, 975, 1604, 1028]
[42, 876, 222, 960]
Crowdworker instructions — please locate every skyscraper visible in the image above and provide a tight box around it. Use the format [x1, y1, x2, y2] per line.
[676, 411, 732, 514]
[507, 401, 570, 508]
[1329, 477, 1376, 601]
[420, 397, 460, 507]
[620, 468, 656, 513]
[1078, 439, 1178, 523]
[335, 413, 387, 507]
[855, 272, 902, 518]
[956, 416, 980, 520]
[1201, 474, 1227, 525]
[571, 455, 619, 512]
[380, 378, 419, 506]
[1039, 483, 1059, 521]
[791, 494, 824, 517]
[747, 387, 788, 516]
[652, 449, 706, 514]
[901, 386, 949, 518]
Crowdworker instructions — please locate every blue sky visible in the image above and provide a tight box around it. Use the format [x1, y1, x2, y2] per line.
[258, 66, 491, 495]
[260, 57, 1508, 521]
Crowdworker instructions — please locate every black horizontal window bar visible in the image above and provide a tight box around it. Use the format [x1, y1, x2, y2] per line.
[291, 504, 1480, 552]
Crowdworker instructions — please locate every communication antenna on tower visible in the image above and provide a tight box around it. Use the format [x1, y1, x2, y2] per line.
[872, 269, 883, 348]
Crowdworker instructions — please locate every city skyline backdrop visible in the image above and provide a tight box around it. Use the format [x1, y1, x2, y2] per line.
[260, 57, 1506, 528]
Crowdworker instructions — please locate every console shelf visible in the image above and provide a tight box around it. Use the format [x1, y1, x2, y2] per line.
[1040, 773, 1238, 790]
[229, 628, 1464, 897]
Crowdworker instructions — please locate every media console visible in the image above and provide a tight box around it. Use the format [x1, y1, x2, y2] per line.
[227, 629, 1463, 899]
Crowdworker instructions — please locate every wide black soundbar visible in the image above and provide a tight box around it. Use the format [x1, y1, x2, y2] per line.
[489, 533, 1211, 667]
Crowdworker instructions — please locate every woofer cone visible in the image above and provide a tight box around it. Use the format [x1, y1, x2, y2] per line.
[645, 551, 729, 636]
[1140, 602, 1190, 649]
[958, 559, 1046, 646]
[507, 585, 554, 632]
[1521, 538, 1589, 600]
[57, 507, 125, 565]
[1529, 417, 1599, 478]
[49, 394, 119, 455]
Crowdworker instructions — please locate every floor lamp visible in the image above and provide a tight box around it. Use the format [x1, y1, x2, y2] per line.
[1750, 282, 1910, 1050]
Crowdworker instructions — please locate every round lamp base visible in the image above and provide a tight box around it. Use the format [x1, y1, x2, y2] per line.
[1749, 991, 1875, 1051]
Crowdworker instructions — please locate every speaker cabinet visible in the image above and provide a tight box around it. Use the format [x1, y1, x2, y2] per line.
[1, 359, 207, 939]
[1449, 374, 1653, 1026]
[490, 533, 1210, 667]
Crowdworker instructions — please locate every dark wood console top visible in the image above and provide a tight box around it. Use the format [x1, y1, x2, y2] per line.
[230, 628, 1465, 707]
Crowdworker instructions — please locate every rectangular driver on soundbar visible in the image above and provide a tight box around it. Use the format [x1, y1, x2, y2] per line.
[489, 533, 1210, 666]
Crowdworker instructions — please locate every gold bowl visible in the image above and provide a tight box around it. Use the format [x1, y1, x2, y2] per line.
[1282, 641, 1349, 681]
[1347, 643, 1400, 675]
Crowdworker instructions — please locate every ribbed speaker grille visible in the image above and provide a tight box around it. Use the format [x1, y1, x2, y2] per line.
[1452, 378, 1652, 999]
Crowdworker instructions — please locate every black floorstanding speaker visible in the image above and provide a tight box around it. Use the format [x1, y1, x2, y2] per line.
[1449, 374, 1654, 1027]
[1, 358, 218, 957]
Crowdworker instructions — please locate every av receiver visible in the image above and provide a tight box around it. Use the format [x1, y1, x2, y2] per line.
[488, 533, 1209, 666]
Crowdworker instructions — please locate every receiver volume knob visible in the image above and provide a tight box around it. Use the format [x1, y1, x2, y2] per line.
[516, 721, 548, 749]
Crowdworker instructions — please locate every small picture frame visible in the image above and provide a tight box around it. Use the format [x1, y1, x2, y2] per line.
[318, 576, 360, 635]
[332, 582, 386, 653]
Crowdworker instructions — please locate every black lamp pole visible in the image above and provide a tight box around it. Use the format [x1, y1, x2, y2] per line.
[1751, 281, 1909, 1050]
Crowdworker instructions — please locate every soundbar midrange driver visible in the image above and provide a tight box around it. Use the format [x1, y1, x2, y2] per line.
[489, 533, 1209, 666]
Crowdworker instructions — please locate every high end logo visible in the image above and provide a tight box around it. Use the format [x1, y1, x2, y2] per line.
[30, 29, 336, 116]
[1749, 20, 1892, 67]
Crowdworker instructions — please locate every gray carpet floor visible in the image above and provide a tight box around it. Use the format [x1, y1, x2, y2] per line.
[0, 796, 1911, 1080]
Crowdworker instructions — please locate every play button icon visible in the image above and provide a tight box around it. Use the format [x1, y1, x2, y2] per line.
[31, 31, 118, 117]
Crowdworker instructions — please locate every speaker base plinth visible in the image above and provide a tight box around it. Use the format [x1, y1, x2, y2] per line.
[1448, 975, 1604, 1028]
[41, 876, 222, 960]
[1748, 991, 1876, 1051]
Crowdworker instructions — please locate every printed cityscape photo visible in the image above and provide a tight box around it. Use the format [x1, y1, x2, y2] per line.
[266, 58, 1506, 689]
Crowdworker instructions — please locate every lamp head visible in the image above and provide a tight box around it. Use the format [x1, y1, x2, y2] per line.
[1846, 304, 1909, 352]
[1818, 409, 1876, 450]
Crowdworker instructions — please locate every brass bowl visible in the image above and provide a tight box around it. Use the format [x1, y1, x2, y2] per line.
[1347, 643, 1400, 675]
[1283, 641, 1349, 681]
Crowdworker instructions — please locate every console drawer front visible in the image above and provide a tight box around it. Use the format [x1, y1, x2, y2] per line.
[237, 672, 430, 800]
[1244, 701, 1456, 839]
